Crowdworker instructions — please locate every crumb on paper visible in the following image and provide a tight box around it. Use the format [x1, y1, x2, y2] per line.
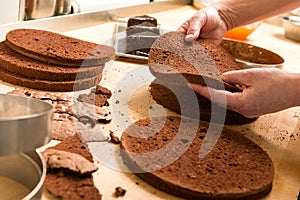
[114, 186, 126, 197]
[109, 130, 120, 144]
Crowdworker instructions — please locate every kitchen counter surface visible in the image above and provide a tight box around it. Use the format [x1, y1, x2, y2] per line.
[0, 3, 299, 200]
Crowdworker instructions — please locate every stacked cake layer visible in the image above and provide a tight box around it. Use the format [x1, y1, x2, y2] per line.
[0, 28, 115, 92]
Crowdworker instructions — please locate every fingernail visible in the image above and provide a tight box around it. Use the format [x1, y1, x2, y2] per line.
[187, 83, 192, 89]
[187, 83, 196, 89]
[185, 34, 194, 41]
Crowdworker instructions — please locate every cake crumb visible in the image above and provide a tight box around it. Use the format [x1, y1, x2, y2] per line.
[109, 131, 120, 144]
[77, 85, 112, 107]
[114, 186, 126, 197]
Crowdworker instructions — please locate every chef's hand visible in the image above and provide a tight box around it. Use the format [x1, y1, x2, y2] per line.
[177, 7, 228, 45]
[189, 68, 300, 118]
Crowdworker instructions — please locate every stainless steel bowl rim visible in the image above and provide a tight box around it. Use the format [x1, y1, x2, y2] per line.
[0, 93, 53, 156]
[23, 151, 46, 200]
[0, 150, 46, 200]
[0, 93, 53, 121]
[280, 15, 300, 26]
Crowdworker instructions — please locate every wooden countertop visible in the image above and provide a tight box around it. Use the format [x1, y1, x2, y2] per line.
[0, 4, 299, 200]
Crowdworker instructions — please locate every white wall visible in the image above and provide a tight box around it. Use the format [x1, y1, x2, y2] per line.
[0, 0, 20, 24]
[72, 0, 150, 13]
[0, 0, 151, 24]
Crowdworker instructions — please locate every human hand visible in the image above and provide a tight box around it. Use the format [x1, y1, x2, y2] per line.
[177, 7, 228, 45]
[189, 68, 300, 118]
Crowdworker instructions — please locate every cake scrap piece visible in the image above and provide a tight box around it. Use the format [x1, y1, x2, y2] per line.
[43, 133, 102, 200]
[77, 85, 112, 107]
[42, 149, 98, 175]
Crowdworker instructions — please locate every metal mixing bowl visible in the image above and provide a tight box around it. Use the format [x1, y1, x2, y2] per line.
[220, 39, 284, 69]
[0, 150, 46, 200]
[280, 15, 300, 42]
[55, 0, 72, 15]
[25, 0, 56, 19]
[0, 93, 53, 156]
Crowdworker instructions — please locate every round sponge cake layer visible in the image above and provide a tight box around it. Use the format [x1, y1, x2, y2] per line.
[148, 31, 241, 92]
[150, 80, 257, 125]
[121, 116, 274, 200]
[0, 42, 103, 81]
[0, 67, 102, 92]
[5, 28, 115, 67]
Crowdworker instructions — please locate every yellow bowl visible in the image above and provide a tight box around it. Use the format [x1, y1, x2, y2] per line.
[224, 22, 261, 41]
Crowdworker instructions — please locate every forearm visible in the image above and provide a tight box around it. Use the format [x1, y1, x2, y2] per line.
[212, 0, 300, 30]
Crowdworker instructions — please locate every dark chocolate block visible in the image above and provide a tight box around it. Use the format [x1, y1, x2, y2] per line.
[126, 26, 160, 36]
[125, 32, 159, 55]
[125, 15, 159, 56]
[127, 15, 157, 27]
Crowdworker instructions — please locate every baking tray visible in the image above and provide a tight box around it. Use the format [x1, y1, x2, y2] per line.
[112, 18, 169, 61]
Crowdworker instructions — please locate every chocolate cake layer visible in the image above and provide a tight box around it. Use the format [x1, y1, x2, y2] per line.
[0, 67, 102, 92]
[148, 31, 241, 92]
[150, 80, 257, 125]
[121, 116, 274, 200]
[5, 28, 115, 67]
[0, 42, 103, 81]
